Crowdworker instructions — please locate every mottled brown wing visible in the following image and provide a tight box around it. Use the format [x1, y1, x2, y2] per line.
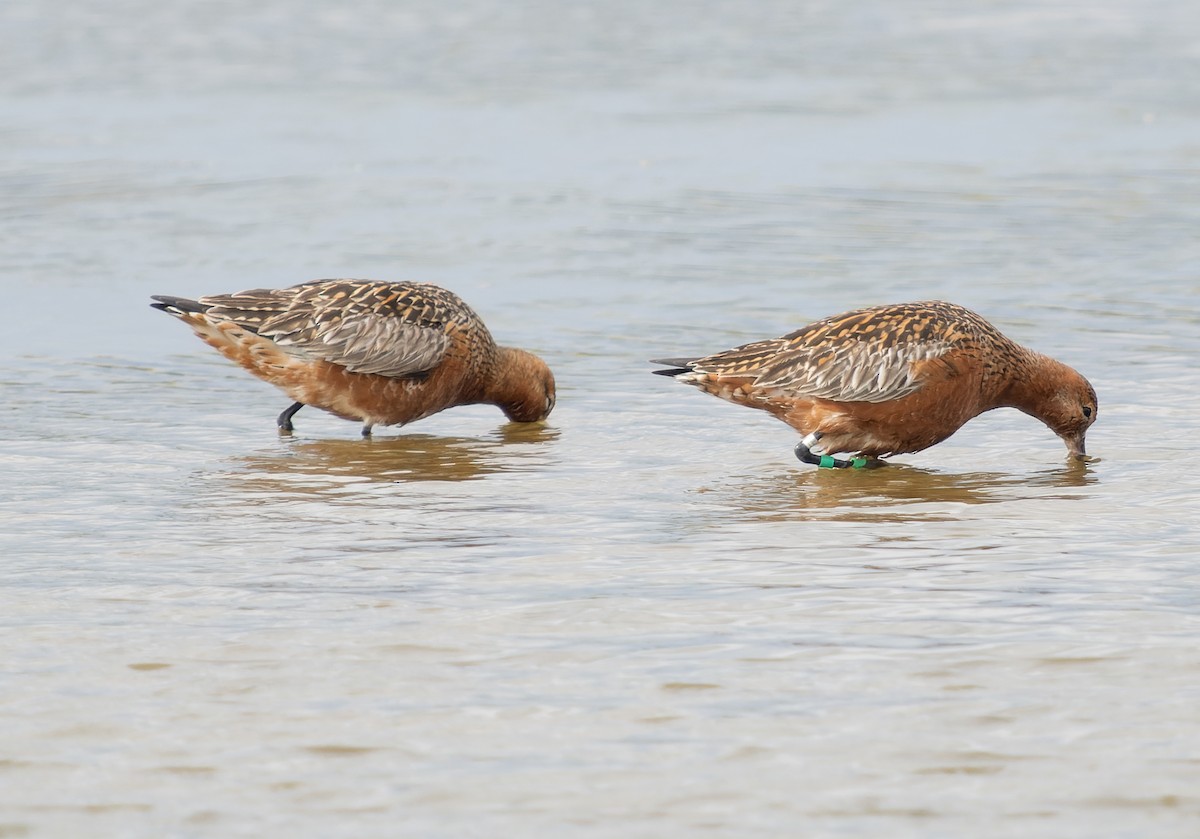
[200, 280, 470, 378]
[691, 301, 988, 403]
[751, 339, 954, 402]
[684, 339, 787, 377]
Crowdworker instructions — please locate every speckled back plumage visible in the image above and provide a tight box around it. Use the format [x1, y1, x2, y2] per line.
[197, 280, 496, 378]
[676, 301, 1021, 403]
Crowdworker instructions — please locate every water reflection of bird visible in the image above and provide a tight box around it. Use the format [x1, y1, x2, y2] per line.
[699, 459, 1097, 524]
[151, 280, 555, 436]
[228, 426, 560, 493]
[653, 301, 1097, 469]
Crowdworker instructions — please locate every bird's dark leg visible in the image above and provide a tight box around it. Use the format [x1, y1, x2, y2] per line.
[794, 432, 872, 469]
[277, 402, 304, 433]
[361, 423, 373, 438]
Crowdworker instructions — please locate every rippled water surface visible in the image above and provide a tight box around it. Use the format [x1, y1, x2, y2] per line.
[3, 1, 1200, 837]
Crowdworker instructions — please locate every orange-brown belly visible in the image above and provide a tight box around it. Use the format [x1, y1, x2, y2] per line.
[693, 373, 985, 457]
[191, 317, 473, 427]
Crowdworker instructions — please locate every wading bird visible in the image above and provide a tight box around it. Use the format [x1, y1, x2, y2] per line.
[152, 279, 555, 436]
[652, 300, 1096, 468]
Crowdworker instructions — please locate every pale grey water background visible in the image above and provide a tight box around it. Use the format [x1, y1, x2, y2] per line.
[2, 1, 1200, 837]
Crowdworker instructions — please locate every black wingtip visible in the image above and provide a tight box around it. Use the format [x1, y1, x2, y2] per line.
[649, 357, 696, 377]
[149, 294, 208, 315]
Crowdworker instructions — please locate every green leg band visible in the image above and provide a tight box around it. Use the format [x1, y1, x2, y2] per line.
[819, 454, 837, 468]
[851, 457, 868, 469]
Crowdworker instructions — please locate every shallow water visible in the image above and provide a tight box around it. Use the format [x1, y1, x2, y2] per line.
[3, 1, 1200, 837]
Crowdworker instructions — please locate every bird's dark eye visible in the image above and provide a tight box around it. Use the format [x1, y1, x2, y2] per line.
[1082, 406, 1093, 418]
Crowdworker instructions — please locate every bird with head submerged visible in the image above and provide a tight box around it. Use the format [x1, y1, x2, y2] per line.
[652, 300, 1097, 468]
[151, 279, 555, 436]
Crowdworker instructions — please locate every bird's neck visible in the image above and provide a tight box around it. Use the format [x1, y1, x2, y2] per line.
[993, 349, 1067, 420]
[480, 346, 548, 420]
